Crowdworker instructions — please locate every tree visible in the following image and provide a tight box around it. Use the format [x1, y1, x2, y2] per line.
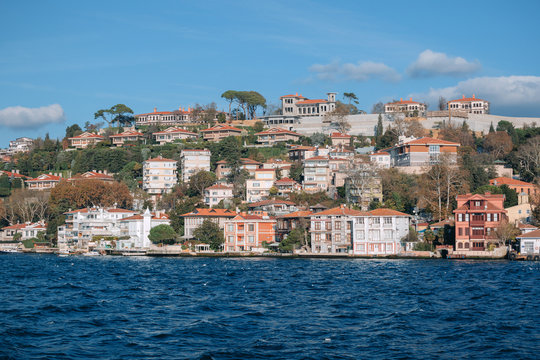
[343, 92, 359, 106]
[279, 228, 303, 252]
[494, 219, 519, 247]
[289, 162, 304, 183]
[517, 136, 540, 181]
[324, 102, 350, 133]
[310, 133, 329, 146]
[192, 219, 224, 251]
[438, 96, 447, 111]
[221, 90, 236, 116]
[94, 104, 134, 128]
[375, 114, 384, 141]
[484, 131, 513, 159]
[65, 124, 82, 139]
[253, 121, 265, 133]
[489, 122, 495, 133]
[377, 127, 398, 150]
[188, 170, 216, 197]
[0, 189, 49, 225]
[371, 102, 384, 114]
[148, 224, 177, 245]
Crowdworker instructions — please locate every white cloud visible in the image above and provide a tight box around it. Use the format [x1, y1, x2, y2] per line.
[409, 76, 540, 115]
[0, 104, 65, 128]
[407, 49, 481, 78]
[310, 61, 401, 82]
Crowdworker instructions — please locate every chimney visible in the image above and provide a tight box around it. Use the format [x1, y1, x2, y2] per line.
[472, 94, 475, 99]
[462, 95, 465, 99]
[154, 107, 157, 113]
[400, 98, 403, 101]
[410, 97, 412, 101]
[295, 92, 298, 96]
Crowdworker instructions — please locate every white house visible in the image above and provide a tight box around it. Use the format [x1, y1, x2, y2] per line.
[448, 94, 489, 114]
[204, 183, 234, 207]
[180, 149, 211, 183]
[517, 229, 540, 256]
[246, 169, 276, 203]
[119, 209, 170, 248]
[280, 92, 337, 117]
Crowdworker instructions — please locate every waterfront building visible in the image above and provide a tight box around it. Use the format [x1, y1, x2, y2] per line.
[203, 183, 234, 207]
[0, 221, 47, 241]
[68, 132, 104, 149]
[516, 229, 540, 255]
[254, 127, 302, 145]
[200, 124, 243, 142]
[180, 149, 211, 183]
[153, 127, 198, 145]
[276, 210, 313, 242]
[109, 130, 145, 146]
[245, 168, 276, 203]
[180, 208, 237, 239]
[384, 98, 427, 116]
[142, 156, 178, 197]
[223, 212, 277, 252]
[25, 173, 62, 190]
[453, 193, 507, 251]
[119, 209, 170, 249]
[448, 94, 489, 114]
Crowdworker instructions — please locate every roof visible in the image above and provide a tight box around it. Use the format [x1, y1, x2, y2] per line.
[274, 177, 298, 184]
[448, 95, 486, 103]
[371, 151, 390, 156]
[205, 184, 233, 190]
[313, 206, 367, 216]
[181, 208, 237, 217]
[64, 208, 137, 214]
[490, 177, 536, 187]
[255, 128, 301, 136]
[280, 94, 306, 99]
[518, 222, 538, 229]
[200, 124, 242, 133]
[26, 173, 62, 182]
[2, 222, 47, 230]
[135, 108, 192, 116]
[289, 145, 317, 151]
[517, 229, 540, 239]
[278, 210, 313, 218]
[248, 199, 296, 207]
[145, 156, 177, 162]
[430, 219, 455, 227]
[0, 171, 30, 179]
[368, 208, 410, 217]
[181, 149, 210, 153]
[68, 132, 104, 140]
[68, 171, 114, 181]
[296, 99, 327, 105]
[109, 130, 144, 138]
[386, 98, 423, 105]
[231, 213, 276, 221]
[305, 156, 329, 161]
[403, 137, 460, 146]
[216, 158, 262, 166]
[120, 212, 170, 221]
[153, 127, 198, 136]
[331, 133, 351, 138]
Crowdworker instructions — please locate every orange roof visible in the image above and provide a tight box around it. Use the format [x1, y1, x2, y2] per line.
[314, 206, 367, 217]
[153, 127, 198, 136]
[0, 171, 30, 179]
[68, 171, 114, 181]
[448, 95, 486, 103]
[2, 222, 47, 230]
[368, 208, 410, 217]
[120, 212, 170, 221]
[181, 208, 237, 217]
[110, 130, 144, 138]
[490, 177, 536, 187]
[517, 229, 540, 239]
[289, 146, 316, 151]
[135, 108, 192, 116]
[331, 133, 351, 138]
[232, 213, 276, 221]
[145, 156, 176, 162]
[403, 137, 460, 146]
[200, 124, 242, 133]
[517, 222, 537, 229]
[296, 99, 327, 105]
[372, 151, 390, 156]
[278, 210, 313, 218]
[248, 199, 296, 207]
[280, 94, 306, 99]
[26, 173, 62, 182]
[255, 128, 301, 136]
[68, 132, 104, 140]
[386, 98, 423, 105]
[205, 184, 233, 190]
[274, 177, 298, 184]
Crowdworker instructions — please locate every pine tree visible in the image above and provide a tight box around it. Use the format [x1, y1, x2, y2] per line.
[489, 122, 495, 133]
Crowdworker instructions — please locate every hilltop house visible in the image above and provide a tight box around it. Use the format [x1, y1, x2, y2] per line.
[448, 94, 489, 114]
[68, 132, 104, 149]
[109, 130, 145, 146]
[153, 127, 198, 145]
[384, 98, 427, 117]
[200, 124, 243, 142]
[26, 173, 62, 190]
[255, 127, 301, 145]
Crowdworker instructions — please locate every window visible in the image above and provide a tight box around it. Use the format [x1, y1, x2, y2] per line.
[386, 244, 392, 252]
[372, 217, 380, 225]
[315, 234, 320, 241]
[356, 230, 365, 239]
[228, 236, 233, 242]
[465, 228, 470, 236]
[326, 222, 332, 230]
[335, 221, 341, 230]
[458, 228, 463, 236]
[384, 217, 392, 225]
[315, 222, 321, 230]
[346, 222, 351, 230]
[335, 233, 341, 242]
[248, 224, 255, 232]
[248, 236, 254, 243]
[358, 244, 365, 252]
[429, 145, 440, 153]
[227, 224, 234, 232]
[383, 230, 392, 239]
[356, 218, 364, 224]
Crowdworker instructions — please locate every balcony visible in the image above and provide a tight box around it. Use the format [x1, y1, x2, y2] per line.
[470, 220, 485, 226]
[470, 233, 485, 240]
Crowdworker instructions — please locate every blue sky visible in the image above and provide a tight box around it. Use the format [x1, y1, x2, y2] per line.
[1, 0, 539, 146]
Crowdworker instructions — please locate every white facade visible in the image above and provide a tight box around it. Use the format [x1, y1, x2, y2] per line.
[369, 152, 391, 168]
[153, 127, 198, 145]
[180, 149, 211, 183]
[119, 209, 170, 249]
[303, 156, 330, 192]
[281, 92, 336, 117]
[246, 169, 276, 203]
[143, 156, 178, 195]
[384, 98, 427, 116]
[204, 184, 234, 207]
[448, 95, 489, 114]
[351, 213, 410, 255]
[8, 137, 33, 154]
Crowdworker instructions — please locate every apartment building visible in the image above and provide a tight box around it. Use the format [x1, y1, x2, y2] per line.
[153, 127, 198, 145]
[448, 94, 489, 114]
[68, 132, 104, 149]
[203, 183, 234, 207]
[200, 124, 243, 142]
[255, 127, 302, 145]
[453, 193, 508, 251]
[384, 98, 427, 116]
[288, 145, 317, 162]
[26, 173, 62, 190]
[273, 177, 301, 196]
[180, 149, 211, 183]
[280, 92, 337, 117]
[142, 156, 178, 196]
[369, 151, 391, 168]
[180, 208, 237, 239]
[216, 158, 262, 180]
[109, 130, 145, 146]
[223, 212, 277, 252]
[262, 159, 292, 178]
[345, 172, 383, 211]
[8, 137, 33, 154]
[387, 136, 460, 167]
[303, 156, 330, 192]
[246, 169, 276, 202]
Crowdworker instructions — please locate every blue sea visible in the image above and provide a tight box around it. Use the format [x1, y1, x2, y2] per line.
[1, 254, 539, 359]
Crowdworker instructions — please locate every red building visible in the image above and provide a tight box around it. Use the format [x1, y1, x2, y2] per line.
[453, 193, 507, 251]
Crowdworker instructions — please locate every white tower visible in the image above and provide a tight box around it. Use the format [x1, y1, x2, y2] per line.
[142, 208, 152, 248]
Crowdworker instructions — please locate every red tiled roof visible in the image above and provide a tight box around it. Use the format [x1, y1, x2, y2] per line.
[205, 184, 233, 190]
[120, 212, 170, 221]
[404, 137, 460, 146]
[68, 171, 114, 181]
[289, 145, 316, 151]
[68, 132, 104, 140]
[372, 151, 390, 156]
[278, 210, 313, 218]
[280, 94, 306, 99]
[314, 206, 367, 217]
[232, 213, 276, 221]
[110, 130, 144, 138]
[0, 171, 31, 179]
[26, 174, 62, 182]
[386, 99, 423, 105]
[200, 125, 242, 133]
[517, 229, 540, 239]
[490, 177, 536, 187]
[296, 99, 327, 105]
[2, 222, 47, 230]
[368, 208, 410, 217]
[255, 128, 301, 136]
[153, 127, 198, 136]
[518, 222, 538, 229]
[274, 177, 298, 184]
[181, 208, 237, 217]
[248, 199, 296, 207]
[448, 95, 486, 103]
[331, 133, 351, 138]
[145, 156, 176, 162]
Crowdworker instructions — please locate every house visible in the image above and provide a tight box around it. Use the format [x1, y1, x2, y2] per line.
[330, 133, 351, 147]
[281, 92, 337, 117]
[276, 210, 313, 242]
[384, 98, 427, 116]
[223, 212, 277, 252]
[109, 130, 145, 146]
[118, 209, 170, 249]
[303, 156, 330, 192]
[387, 136, 460, 168]
[216, 158, 262, 180]
[8, 137, 33, 154]
[516, 229, 540, 256]
[0, 170, 31, 184]
[309, 205, 410, 254]
[329, 157, 352, 187]
[517, 222, 538, 235]
[135, 107, 193, 126]
[0, 221, 47, 241]
[142, 156, 178, 196]
[288, 145, 317, 162]
[68, 132, 104, 149]
[255, 127, 301, 145]
[247, 199, 298, 216]
[68, 170, 115, 183]
[180, 208, 237, 239]
[453, 193, 507, 251]
[490, 177, 538, 197]
[274, 177, 301, 196]
[180, 149, 211, 183]
[448, 94, 489, 114]
[344, 171, 383, 211]
[25, 173, 62, 190]
[200, 124, 243, 142]
[369, 151, 391, 168]
[204, 184, 234, 207]
[505, 193, 533, 224]
[153, 127, 198, 145]
[246, 169, 276, 203]
[262, 159, 292, 178]
[57, 208, 138, 250]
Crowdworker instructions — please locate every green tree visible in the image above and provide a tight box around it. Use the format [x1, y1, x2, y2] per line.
[65, 124, 82, 139]
[95, 104, 134, 128]
[489, 122, 495, 133]
[148, 224, 177, 245]
[253, 121, 265, 133]
[289, 162, 304, 183]
[279, 228, 303, 252]
[188, 170, 216, 197]
[192, 219, 224, 251]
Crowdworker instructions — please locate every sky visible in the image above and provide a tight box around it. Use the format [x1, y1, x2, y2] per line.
[1, 0, 540, 147]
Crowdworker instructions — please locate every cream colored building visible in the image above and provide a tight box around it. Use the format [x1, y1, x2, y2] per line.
[143, 156, 178, 196]
[280, 92, 337, 117]
[180, 149, 211, 183]
[385, 98, 427, 116]
[153, 127, 198, 145]
[506, 193, 533, 224]
[448, 95, 489, 114]
[255, 127, 301, 145]
[303, 156, 330, 193]
[204, 184, 234, 207]
[246, 169, 276, 203]
[200, 124, 243, 142]
[68, 132, 104, 149]
[110, 130, 145, 146]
